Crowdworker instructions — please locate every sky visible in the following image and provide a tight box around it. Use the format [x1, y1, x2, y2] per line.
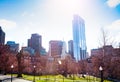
[0, 0, 120, 53]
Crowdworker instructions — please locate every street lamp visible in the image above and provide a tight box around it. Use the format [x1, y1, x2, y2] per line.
[16, 50, 22, 77]
[73, 73, 74, 82]
[11, 65, 14, 82]
[62, 71, 64, 82]
[93, 73, 95, 82]
[99, 66, 103, 82]
[33, 65, 36, 82]
[58, 60, 62, 65]
[86, 73, 88, 82]
[58, 60, 64, 82]
[39, 69, 41, 80]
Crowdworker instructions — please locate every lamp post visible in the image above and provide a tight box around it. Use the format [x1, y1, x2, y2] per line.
[73, 73, 74, 82]
[86, 73, 88, 82]
[58, 60, 64, 82]
[33, 65, 36, 82]
[93, 73, 95, 82]
[62, 71, 65, 82]
[99, 66, 103, 82]
[58, 60, 62, 65]
[16, 50, 22, 77]
[11, 65, 14, 82]
[39, 69, 41, 80]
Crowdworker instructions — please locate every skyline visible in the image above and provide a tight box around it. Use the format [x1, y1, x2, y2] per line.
[0, 0, 120, 53]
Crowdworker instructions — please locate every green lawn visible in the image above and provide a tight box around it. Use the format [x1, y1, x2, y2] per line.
[22, 74, 112, 82]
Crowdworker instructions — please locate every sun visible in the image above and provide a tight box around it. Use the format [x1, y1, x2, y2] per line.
[56, 0, 79, 13]
[45, 0, 81, 15]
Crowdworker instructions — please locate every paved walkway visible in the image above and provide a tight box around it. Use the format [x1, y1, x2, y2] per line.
[3, 78, 32, 82]
[0, 75, 32, 82]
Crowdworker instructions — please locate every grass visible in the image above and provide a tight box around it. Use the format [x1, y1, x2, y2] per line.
[6, 73, 112, 82]
[22, 74, 112, 82]
[7, 74, 112, 82]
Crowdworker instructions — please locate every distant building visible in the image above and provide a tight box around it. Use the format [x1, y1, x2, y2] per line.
[0, 26, 5, 44]
[113, 47, 120, 56]
[22, 47, 35, 55]
[61, 41, 67, 59]
[40, 47, 47, 55]
[72, 15, 87, 61]
[91, 48, 102, 56]
[68, 40, 74, 59]
[49, 40, 63, 58]
[28, 33, 42, 53]
[6, 41, 19, 52]
[28, 33, 46, 55]
[91, 45, 120, 56]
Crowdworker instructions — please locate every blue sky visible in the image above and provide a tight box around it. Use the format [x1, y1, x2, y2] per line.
[0, 0, 120, 53]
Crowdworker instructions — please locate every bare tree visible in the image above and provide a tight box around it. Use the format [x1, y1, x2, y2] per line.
[98, 28, 114, 47]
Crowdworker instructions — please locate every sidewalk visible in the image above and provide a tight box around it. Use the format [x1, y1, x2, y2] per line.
[3, 78, 32, 82]
[0, 75, 32, 82]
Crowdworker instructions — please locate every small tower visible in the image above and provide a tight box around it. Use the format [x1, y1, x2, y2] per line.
[61, 41, 67, 59]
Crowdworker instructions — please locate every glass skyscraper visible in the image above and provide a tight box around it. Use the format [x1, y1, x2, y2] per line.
[72, 15, 87, 61]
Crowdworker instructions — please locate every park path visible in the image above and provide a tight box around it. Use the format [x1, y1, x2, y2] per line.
[0, 75, 32, 82]
[3, 78, 32, 82]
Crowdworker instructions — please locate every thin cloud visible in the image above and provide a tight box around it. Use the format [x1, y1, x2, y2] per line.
[105, 19, 120, 46]
[106, 0, 120, 8]
[21, 11, 28, 17]
[21, 11, 35, 17]
[0, 19, 17, 31]
[106, 19, 120, 30]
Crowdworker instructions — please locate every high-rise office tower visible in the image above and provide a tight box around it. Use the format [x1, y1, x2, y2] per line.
[0, 26, 5, 44]
[28, 33, 42, 53]
[68, 40, 74, 59]
[72, 15, 87, 61]
[49, 40, 63, 58]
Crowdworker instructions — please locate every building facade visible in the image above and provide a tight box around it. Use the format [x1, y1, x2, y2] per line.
[0, 26, 5, 44]
[72, 15, 87, 61]
[49, 40, 63, 58]
[28, 33, 42, 53]
[91, 45, 114, 56]
[6, 41, 19, 52]
[22, 47, 35, 55]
